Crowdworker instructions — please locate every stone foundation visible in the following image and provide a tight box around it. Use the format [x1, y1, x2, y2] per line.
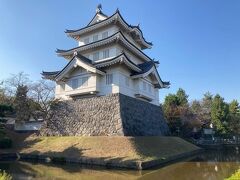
[40, 93, 169, 136]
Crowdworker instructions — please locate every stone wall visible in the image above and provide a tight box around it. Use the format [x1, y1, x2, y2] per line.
[40, 93, 169, 136]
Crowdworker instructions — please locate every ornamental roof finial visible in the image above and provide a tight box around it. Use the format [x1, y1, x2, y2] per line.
[73, 51, 78, 56]
[96, 4, 102, 13]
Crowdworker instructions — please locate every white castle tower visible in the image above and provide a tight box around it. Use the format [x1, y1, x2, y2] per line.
[42, 5, 169, 105]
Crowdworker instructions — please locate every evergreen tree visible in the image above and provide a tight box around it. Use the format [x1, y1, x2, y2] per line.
[201, 92, 213, 127]
[163, 93, 181, 134]
[163, 88, 190, 136]
[14, 85, 30, 122]
[229, 100, 239, 115]
[211, 94, 228, 133]
[228, 100, 240, 134]
[191, 100, 201, 114]
[176, 88, 189, 106]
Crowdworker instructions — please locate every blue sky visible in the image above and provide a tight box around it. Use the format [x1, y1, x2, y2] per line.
[0, 0, 239, 102]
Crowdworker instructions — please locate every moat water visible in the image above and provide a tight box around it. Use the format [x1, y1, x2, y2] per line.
[0, 149, 240, 180]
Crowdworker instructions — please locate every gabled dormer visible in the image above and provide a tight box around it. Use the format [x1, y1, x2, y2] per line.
[87, 4, 108, 26]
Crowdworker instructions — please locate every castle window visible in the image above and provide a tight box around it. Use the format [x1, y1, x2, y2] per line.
[71, 78, 79, 89]
[82, 77, 89, 87]
[83, 37, 89, 44]
[93, 34, 98, 42]
[103, 49, 109, 59]
[106, 74, 113, 85]
[92, 52, 99, 61]
[102, 31, 108, 39]
[125, 76, 129, 86]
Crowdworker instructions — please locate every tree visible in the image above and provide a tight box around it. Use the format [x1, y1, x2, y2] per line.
[176, 88, 189, 106]
[190, 100, 204, 123]
[211, 94, 229, 133]
[29, 80, 56, 120]
[163, 93, 181, 134]
[14, 85, 30, 122]
[0, 81, 12, 105]
[229, 100, 239, 115]
[228, 100, 240, 134]
[163, 88, 191, 136]
[4, 72, 30, 97]
[191, 100, 201, 114]
[201, 92, 213, 127]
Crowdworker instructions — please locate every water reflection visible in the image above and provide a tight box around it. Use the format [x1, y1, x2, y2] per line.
[0, 149, 240, 180]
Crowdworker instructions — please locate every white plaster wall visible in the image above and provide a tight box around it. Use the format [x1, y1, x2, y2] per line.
[115, 44, 145, 64]
[98, 67, 120, 96]
[54, 66, 160, 105]
[83, 45, 118, 62]
[55, 67, 98, 99]
[78, 25, 119, 46]
[98, 66, 160, 105]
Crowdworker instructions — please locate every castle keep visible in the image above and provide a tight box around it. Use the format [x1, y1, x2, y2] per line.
[42, 5, 170, 136]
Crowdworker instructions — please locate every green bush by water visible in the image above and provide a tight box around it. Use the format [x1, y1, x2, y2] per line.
[0, 170, 12, 180]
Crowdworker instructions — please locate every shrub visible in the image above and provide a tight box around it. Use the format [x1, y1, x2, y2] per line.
[0, 170, 12, 180]
[0, 137, 12, 149]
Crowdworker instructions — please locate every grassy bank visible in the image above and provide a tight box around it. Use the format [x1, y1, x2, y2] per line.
[20, 136, 199, 161]
[0, 129, 201, 169]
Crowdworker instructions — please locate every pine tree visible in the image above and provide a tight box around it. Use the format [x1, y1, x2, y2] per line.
[228, 100, 240, 134]
[176, 88, 189, 106]
[229, 100, 239, 115]
[201, 92, 213, 127]
[211, 94, 228, 133]
[14, 85, 30, 122]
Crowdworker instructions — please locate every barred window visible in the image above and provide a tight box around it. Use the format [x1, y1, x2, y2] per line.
[102, 31, 108, 39]
[93, 34, 98, 42]
[103, 49, 109, 59]
[93, 52, 99, 61]
[83, 37, 89, 44]
[106, 74, 113, 85]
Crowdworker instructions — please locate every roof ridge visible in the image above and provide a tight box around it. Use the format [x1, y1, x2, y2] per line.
[65, 10, 152, 47]
[57, 31, 154, 62]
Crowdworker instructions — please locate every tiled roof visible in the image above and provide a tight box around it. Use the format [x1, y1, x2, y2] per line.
[56, 31, 153, 62]
[131, 61, 154, 76]
[65, 10, 152, 47]
[42, 53, 170, 88]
